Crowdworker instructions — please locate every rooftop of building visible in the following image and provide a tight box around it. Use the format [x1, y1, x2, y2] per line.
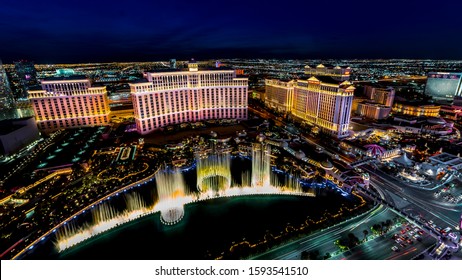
[427, 71, 462, 75]
[0, 117, 34, 135]
[297, 76, 354, 90]
[429, 152, 461, 164]
[265, 77, 294, 83]
[359, 101, 391, 108]
[28, 85, 44, 90]
[349, 121, 373, 132]
[145, 66, 236, 73]
[129, 78, 150, 84]
[392, 114, 425, 121]
[0, 124, 24, 135]
[305, 64, 351, 69]
[298, 75, 345, 84]
[394, 100, 440, 107]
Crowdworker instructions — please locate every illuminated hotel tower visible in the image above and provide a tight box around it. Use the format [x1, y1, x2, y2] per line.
[264, 79, 295, 112]
[304, 64, 351, 81]
[129, 60, 248, 135]
[292, 77, 354, 138]
[28, 76, 110, 131]
[265, 74, 354, 138]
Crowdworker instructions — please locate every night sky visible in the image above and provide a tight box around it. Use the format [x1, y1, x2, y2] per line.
[1, 0, 461, 63]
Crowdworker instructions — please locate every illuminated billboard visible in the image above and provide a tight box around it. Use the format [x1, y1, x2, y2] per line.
[425, 72, 462, 101]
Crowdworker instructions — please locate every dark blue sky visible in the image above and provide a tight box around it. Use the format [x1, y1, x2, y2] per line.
[1, 0, 461, 63]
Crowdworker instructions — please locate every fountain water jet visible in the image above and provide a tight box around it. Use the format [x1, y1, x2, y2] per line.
[55, 192, 151, 252]
[52, 142, 318, 253]
[251, 143, 271, 189]
[196, 153, 231, 193]
[154, 168, 191, 225]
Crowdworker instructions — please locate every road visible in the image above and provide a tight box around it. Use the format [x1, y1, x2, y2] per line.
[252, 206, 395, 260]
[330, 224, 435, 260]
[248, 104, 452, 258]
[363, 165, 462, 231]
[252, 204, 436, 260]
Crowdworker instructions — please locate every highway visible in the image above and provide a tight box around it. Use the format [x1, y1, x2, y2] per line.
[330, 225, 435, 260]
[363, 165, 462, 231]
[252, 205, 393, 260]
[252, 203, 436, 260]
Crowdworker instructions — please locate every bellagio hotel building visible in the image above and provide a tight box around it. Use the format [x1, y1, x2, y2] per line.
[28, 76, 110, 131]
[265, 65, 354, 138]
[129, 61, 248, 134]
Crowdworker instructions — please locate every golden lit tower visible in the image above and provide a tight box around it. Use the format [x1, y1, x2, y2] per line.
[28, 76, 110, 131]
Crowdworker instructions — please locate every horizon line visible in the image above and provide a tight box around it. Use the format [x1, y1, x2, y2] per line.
[3, 57, 462, 65]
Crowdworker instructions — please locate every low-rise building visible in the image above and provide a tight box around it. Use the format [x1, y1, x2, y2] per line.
[356, 102, 391, 120]
[429, 152, 462, 170]
[440, 105, 462, 121]
[0, 117, 40, 155]
[392, 102, 440, 117]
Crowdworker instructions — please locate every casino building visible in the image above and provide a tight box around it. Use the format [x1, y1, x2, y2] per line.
[291, 77, 354, 138]
[28, 76, 110, 131]
[265, 66, 354, 138]
[129, 60, 248, 135]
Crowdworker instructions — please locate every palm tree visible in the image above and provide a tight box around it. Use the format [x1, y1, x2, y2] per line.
[363, 229, 369, 242]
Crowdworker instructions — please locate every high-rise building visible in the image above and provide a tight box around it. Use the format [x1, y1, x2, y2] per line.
[28, 76, 110, 131]
[292, 77, 354, 138]
[304, 64, 351, 81]
[425, 72, 462, 102]
[169, 59, 176, 69]
[0, 59, 14, 109]
[364, 85, 395, 107]
[129, 60, 248, 135]
[264, 79, 295, 112]
[14, 60, 38, 100]
[265, 67, 354, 138]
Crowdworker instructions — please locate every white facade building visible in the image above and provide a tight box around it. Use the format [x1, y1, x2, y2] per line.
[304, 64, 351, 81]
[364, 85, 395, 107]
[264, 76, 354, 138]
[28, 76, 110, 131]
[292, 77, 354, 138]
[264, 79, 294, 112]
[356, 102, 391, 120]
[130, 62, 248, 134]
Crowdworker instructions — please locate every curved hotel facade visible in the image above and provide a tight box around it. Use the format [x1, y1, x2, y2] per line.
[292, 77, 354, 138]
[28, 76, 110, 131]
[265, 75, 354, 138]
[129, 62, 248, 134]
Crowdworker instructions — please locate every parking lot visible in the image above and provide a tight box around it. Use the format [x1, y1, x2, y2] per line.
[434, 180, 462, 205]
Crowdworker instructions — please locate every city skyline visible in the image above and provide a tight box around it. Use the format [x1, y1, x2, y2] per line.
[1, 57, 462, 262]
[1, 0, 462, 266]
[1, 0, 462, 63]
